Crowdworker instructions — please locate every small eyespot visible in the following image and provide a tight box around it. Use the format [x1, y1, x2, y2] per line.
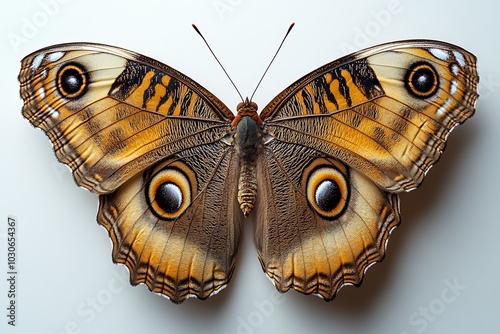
[306, 164, 349, 220]
[56, 63, 88, 99]
[146, 164, 196, 221]
[405, 62, 439, 98]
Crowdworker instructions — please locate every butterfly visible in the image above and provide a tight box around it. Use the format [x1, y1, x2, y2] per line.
[19, 36, 478, 303]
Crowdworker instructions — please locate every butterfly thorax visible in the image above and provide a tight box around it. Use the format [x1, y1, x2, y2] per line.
[234, 99, 262, 217]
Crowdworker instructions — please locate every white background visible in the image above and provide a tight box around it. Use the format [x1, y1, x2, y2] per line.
[1, 0, 499, 333]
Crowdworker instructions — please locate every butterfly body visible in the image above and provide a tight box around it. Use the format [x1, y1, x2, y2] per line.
[233, 100, 262, 217]
[19, 40, 478, 303]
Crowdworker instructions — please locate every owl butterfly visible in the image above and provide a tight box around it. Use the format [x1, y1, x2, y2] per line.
[19, 34, 478, 303]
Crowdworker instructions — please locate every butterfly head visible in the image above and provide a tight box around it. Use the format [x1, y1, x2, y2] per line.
[236, 97, 258, 112]
[232, 97, 261, 128]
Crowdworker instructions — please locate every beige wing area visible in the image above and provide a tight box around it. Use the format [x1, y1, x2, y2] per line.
[255, 142, 400, 300]
[19, 43, 234, 194]
[98, 142, 241, 303]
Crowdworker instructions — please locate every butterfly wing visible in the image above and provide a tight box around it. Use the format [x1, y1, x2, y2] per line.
[19, 43, 241, 302]
[98, 141, 241, 302]
[257, 40, 478, 299]
[255, 145, 400, 299]
[261, 40, 478, 192]
[20, 43, 234, 193]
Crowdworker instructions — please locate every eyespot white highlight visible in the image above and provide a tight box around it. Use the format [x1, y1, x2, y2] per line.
[46, 105, 59, 118]
[453, 51, 466, 67]
[436, 97, 452, 116]
[31, 54, 44, 70]
[450, 80, 458, 95]
[429, 48, 449, 61]
[39, 69, 48, 80]
[38, 87, 45, 99]
[48, 52, 64, 62]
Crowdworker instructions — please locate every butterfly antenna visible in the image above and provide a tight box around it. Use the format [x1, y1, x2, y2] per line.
[192, 24, 244, 102]
[249, 22, 295, 102]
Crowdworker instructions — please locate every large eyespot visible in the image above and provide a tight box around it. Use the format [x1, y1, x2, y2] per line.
[56, 63, 88, 99]
[305, 163, 350, 220]
[146, 161, 197, 221]
[404, 62, 439, 98]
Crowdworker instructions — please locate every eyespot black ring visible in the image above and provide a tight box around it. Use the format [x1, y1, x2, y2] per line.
[56, 63, 88, 99]
[404, 62, 439, 98]
[145, 160, 198, 221]
[305, 164, 350, 220]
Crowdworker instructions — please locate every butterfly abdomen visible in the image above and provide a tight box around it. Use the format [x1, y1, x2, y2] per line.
[238, 159, 258, 217]
[234, 113, 262, 217]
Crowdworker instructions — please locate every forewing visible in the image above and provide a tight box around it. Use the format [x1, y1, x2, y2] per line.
[261, 40, 478, 192]
[19, 43, 234, 193]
